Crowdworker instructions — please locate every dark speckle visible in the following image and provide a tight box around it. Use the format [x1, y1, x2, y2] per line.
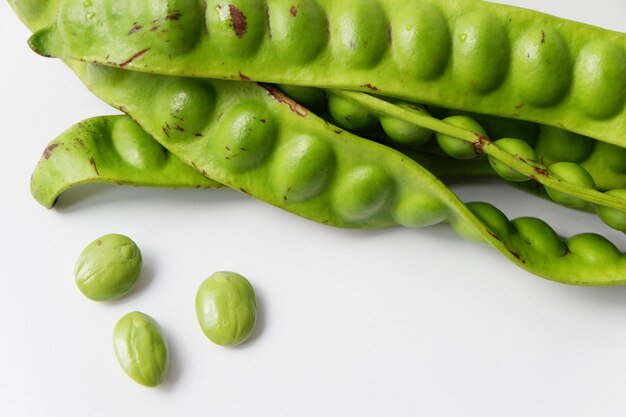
[96, 240, 102, 246]
[89, 157, 99, 176]
[541, 30, 546, 44]
[43, 144, 59, 159]
[119, 48, 150, 68]
[165, 12, 183, 21]
[239, 71, 250, 80]
[229, 4, 248, 38]
[290, 5, 298, 16]
[362, 83, 378, 91]
[128, 25, 143, 35]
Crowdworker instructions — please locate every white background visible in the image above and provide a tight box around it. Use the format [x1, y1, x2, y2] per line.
[1, 1, 626, 416]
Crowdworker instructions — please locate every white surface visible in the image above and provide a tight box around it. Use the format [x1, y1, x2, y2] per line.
[1, 1, 626, 416]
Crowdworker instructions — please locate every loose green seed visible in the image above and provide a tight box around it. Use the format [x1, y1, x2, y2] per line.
[196, 271, 257, 346]
[74, 234, 142, 301]
[545, 162, 596, 208]
[436, 116, 485, 159]
[489, 138, 537, 182]
[113, 311, 169, 387]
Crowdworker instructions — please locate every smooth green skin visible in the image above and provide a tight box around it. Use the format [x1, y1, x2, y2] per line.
[327, 93, 379, 134]
[74, 234, 142, 301]
[488, 138, 537, 182]
[11, 0, 626, 283]
[61, 63, 626, 285]
[14, 0, 626, 213]
[436, 116, 485, 159]
[113, 311, 169, 387]
[31, 115, 221, 208]
[195, 271, 257, 346]
[545, 162, 597, 208]
[30, 0, 626, 146]
[597, 190, 626, 232]
[379, 103, 433, 146]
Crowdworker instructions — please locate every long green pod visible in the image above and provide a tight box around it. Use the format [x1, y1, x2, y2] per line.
[330, 90, 626, 215]
[67, 64, 626, 285]
[29, 0, 626, 145]
[31, 115, 220, 208]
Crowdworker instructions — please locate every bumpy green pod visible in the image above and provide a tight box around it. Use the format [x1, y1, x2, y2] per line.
[30, 0, 626, 145]
[68, 65, 626, 285]
[31, 115, 221, 208]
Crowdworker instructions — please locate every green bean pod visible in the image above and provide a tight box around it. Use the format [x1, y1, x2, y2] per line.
[31, 115, 220, 208]
[30, 0, 626, 145]
[69, 64, 626, 285]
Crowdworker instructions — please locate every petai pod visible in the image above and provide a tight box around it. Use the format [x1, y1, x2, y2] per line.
[31, 115, 221, 208]
[30, 0, 626, 146]
[65, 64, 626, 285]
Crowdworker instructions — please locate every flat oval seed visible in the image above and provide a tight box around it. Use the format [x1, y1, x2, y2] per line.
[545, 162, 596, 208]
[111, 117, 167, 170]
[113, 311, 169, 387]
[574, 41, 626, 120]
[567, 233, 621, 263]
[596, 189, 626, 233]
[330, 0, 388, 69]
[155, 79, 215, 139]
[272, 135, 336, 203]
[204, 0, 265, 58]
[333, 165, 395, 222]
[196, 271, 257, 346]
[74, 234, 142, 302]
[210, 101, 277, 172]
[513, 28, 571, 107]
[394, 191, 448, 228]
[452, 11, 508, 94]
[511, 217, 566, 256]
[267, 0, 327, 64]
[391, 3, 450, 80]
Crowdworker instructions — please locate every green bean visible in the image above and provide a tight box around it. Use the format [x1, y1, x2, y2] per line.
[29, 0, 626, 145]
[62, 64, 626, 285]
[112, 311, 170, 387]
[75, 234, 142, 301]
[31, 115, 221, 208]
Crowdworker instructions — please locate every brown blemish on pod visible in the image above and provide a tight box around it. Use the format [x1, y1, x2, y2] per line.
[239, 72, 250, 80]
[290, 5, 298, 16]
[89, 157, 99, 175]
[473, 134, 488, 153]
[43, 144, 59, 159]
[260, 83, 307, 116]
[229, 5, 248, 38]
[362, 83, 378, 91]
[119, 48, 151, 68]
[128, 25, 143, 35]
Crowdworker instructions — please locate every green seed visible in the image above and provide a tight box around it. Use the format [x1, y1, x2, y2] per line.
[545, 162, 596, 208]
[196, 271, 257, 346]
[596, 189, 626, 232]
[113, 311, 169, 387]
[489, 138, 537, 182]
[74, 234, 142, 301]
[436, 116, 484, 159]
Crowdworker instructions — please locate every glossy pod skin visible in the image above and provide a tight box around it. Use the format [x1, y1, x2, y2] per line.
[31, 115, 221, 208]
[11, 1, 626, 283]
[66, 64, 626, 285]
[112, 311, 170, 387]
[30, 0, 626, 145]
